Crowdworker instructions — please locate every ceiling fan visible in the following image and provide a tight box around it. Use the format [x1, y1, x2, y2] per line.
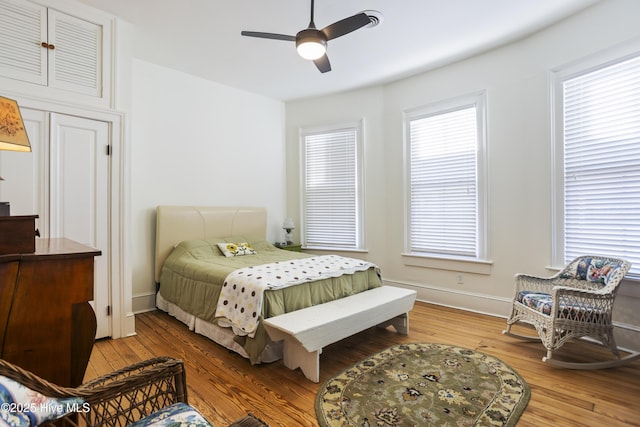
[241, 0, 372, 73]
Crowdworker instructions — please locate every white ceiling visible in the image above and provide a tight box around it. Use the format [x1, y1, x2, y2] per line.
[75, 0, 599, 101]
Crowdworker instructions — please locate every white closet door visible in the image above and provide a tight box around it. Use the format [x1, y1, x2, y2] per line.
[0, 108, 49, 237]
[50, 113, 110, 339]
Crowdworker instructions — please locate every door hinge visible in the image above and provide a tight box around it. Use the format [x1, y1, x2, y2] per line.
[106, 145, 111, 155]
[106, 305, 111, 316]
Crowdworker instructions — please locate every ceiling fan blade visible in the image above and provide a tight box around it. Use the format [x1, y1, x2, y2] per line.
[314, 54, 331, 73]
[321, 13, 371, 40]
[241, 31, 296, 42]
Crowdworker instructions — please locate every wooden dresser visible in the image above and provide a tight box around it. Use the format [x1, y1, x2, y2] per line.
[0, 237, 101, 387]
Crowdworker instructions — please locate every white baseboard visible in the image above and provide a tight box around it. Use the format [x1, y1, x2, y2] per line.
[383, 279, 640, 353]
[123, 312, 137, 337]
[132, 292, 157, 314]
[129, 280, 640, 352]
[383, 279, 512, 319]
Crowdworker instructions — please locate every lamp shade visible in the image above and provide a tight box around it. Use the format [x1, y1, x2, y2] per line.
[0, 96, 31, 153]
[283, 218, 295, 230]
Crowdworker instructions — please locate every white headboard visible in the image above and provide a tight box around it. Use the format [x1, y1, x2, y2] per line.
[154, 206, 267, 283]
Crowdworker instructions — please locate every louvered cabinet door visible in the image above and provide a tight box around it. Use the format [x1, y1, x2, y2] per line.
[47, 8, 102, 97]
[0, 0, 107, 101]
[0, 0, 48, 85]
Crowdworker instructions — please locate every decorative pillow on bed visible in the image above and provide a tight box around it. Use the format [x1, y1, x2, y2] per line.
[217, 242, 257, 257]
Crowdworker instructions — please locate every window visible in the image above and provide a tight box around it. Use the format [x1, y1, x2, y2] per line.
[553, 50, 640, 277]
[300, 122, 364, 250]
[405, 92, 487, 260]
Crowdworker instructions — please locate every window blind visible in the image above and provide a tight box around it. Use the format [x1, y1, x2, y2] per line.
[562, 54, 640, 276]
[302, 127, 359, 249]
[408, 106, 478, 257]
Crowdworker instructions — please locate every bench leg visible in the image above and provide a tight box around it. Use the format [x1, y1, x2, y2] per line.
[376, 313, 409, 335]
[281, 337, 321, 383]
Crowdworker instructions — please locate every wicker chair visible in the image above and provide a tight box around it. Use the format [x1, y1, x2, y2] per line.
[0, 357, 268, 427]
[502, 255, 640, 369]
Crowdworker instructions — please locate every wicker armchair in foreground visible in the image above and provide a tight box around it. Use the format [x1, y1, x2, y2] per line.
[0, 357, 268, 427]
[503, 255, 640, 369]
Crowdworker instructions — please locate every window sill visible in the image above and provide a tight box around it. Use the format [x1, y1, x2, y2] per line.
[401, 253, 493, 275]
[302, 246, 368, 254]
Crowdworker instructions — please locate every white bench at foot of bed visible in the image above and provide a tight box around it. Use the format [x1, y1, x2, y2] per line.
[263, 285, 417, 382]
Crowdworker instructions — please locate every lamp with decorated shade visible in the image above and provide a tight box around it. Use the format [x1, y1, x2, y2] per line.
[0, 96, 31, 181]
[0, 96, 31, 215]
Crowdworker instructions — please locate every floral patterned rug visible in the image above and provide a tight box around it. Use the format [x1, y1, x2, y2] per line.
[315, 343, 530, 426]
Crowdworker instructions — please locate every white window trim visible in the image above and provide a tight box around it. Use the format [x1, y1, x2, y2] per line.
[299, 119, 366, 251]
[551, 39, 640, 272]
[402, 91, 489, 271]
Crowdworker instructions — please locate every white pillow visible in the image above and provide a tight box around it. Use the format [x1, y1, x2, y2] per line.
[217, 242, 257, 257]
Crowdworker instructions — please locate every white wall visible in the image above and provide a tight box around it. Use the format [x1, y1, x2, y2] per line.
[130, 59, 286, 312]
[285, 0, 640, 350]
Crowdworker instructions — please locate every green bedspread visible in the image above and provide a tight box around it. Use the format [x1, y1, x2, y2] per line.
[158, 237, 382, 363]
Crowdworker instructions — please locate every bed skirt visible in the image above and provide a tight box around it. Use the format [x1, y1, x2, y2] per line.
[155, 292, 283, 363]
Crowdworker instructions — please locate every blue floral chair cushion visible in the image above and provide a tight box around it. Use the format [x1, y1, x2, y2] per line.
[0, 375, 86, 427]
[128, 402, 214, 427]
[559, 257, 621, 287]
[518, 291, 554, 316]
[517, 291, 604, 321]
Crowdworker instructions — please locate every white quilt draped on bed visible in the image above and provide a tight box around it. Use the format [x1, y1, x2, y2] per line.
[215, 255, 380, 337]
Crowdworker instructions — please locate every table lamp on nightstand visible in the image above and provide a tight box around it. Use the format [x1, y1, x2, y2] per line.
[0, 96, 32, 216]
[283, 218, 295, 245]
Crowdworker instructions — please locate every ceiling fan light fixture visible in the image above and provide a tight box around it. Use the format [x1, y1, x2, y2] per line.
[296, 29, 327, 60]
[297, 40, 326, 60]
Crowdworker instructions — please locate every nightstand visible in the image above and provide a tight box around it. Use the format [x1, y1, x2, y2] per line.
[275, 243, 303, 252]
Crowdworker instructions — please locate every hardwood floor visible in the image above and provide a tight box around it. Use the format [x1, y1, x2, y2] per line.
[86, 302, 640, 426]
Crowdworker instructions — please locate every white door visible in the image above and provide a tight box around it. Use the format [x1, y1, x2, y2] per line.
[49, 113, 111, 339]
[0, 108, 48, 235]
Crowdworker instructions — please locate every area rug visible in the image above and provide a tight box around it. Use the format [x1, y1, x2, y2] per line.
[316, 343, 530, 427]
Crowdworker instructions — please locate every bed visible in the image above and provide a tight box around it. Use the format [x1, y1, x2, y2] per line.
[154, 206, 385, 364]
